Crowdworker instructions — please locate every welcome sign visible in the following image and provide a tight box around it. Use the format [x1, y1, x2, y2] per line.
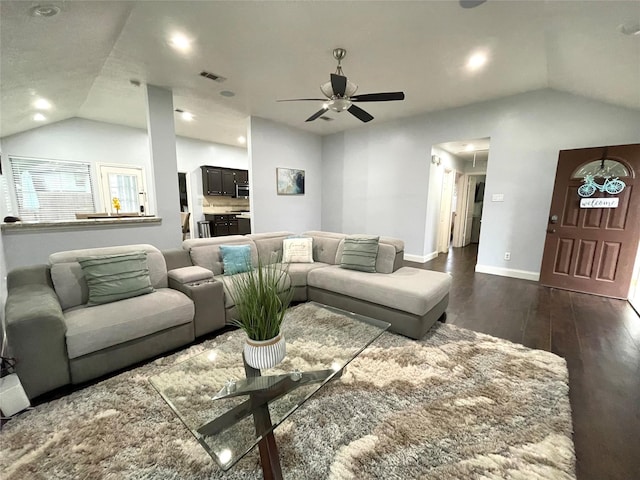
[580, 198, 619, 208]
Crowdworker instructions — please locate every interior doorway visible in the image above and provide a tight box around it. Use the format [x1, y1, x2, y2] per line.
[433, 138, 490, 256]
[178, 172, 192, 239]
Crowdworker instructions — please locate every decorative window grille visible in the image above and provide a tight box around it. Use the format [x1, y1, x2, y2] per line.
[9, 156, 95, 222]
[571, 160, 630, 179]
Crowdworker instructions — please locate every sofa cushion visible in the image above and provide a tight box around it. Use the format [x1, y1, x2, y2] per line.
[50, 244, 167, 310]
[303, 231, 347, 264]
[272, 262, 329, 287]
[283, 237, 314, 263]
[307, 266, 451, 317]
[78, 252, 154, 306]
[167, 266, 213, 284]
[183, 236, 258, 275]
[336, 240, 398, 274]
[64, 288, 194, 359]
[247, 232, 294, 264]
[339, 235, 380, 273]
[219, 245, 252, 275]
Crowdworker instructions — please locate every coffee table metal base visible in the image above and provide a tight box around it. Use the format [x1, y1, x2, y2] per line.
[195, 356, 342, 479]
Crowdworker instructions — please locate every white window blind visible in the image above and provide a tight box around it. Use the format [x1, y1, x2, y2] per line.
[9, 156, 95, 222]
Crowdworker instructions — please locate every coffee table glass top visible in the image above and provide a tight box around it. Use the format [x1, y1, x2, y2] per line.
[149, 302, 390, 471]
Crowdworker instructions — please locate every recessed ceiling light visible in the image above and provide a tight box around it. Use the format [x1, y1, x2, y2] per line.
[33, 98, 52, 110]
[467, 52, 488, 71]
[30, 4, 60, 17]
[619, 22, 640, 36]
[465, 144, 475, 152]
[180, 111, 194, 121]
[219, 90, 235, 97]
[33, 113, 46, 122]
[237, 136, 246, 144]
[169, 33, 192, 52]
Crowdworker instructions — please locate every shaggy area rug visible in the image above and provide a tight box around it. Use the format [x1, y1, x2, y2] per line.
[0, 303, 575, 479]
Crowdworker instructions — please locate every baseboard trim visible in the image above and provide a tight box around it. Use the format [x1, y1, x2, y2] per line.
[404, 251, 439, 264]
[475, 264, 540, 282]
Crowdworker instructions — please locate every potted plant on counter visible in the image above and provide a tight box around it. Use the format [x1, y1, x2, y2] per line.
[228, 254, 293, 370]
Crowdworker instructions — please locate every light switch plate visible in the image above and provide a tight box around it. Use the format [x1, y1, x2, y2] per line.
[491, 193, 504, 202]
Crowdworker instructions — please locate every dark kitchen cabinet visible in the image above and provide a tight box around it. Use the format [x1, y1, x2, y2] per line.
[222, 170, 236, 196]
[234, 169, 249, 185]
[201, 166, 223, 196]
[238, 217, 251, 235]
[201, 166, 249, 197]
[205, 214, 238, 237]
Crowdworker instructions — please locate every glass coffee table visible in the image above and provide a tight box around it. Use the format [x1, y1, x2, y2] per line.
[149, 302, 389, 479]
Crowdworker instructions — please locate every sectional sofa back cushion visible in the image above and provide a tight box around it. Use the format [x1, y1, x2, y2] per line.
[183, 236, 258, 275]
[303, 231, 347, 264]
[50, 244, 168, 311]
[247, 232, 295, 264]
[79, 252, 154, 305]
[335, 236, 404, 274]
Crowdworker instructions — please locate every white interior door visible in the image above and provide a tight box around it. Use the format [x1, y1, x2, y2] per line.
[99, 165, 147, 214]
[463, 175, 477, 246]
[438, 169, 455, 253]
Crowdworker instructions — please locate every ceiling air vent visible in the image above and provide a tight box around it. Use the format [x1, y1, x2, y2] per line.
[200, 71, 226, 83]
[319, 116, 334, 121]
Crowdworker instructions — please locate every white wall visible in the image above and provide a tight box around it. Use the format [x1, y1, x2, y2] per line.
[249, 117, 322, 233]
[0, 117, 248, 269]
[321, 89, 640, 277]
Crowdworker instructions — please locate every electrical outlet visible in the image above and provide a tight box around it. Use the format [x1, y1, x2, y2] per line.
[504, 252, 511, 261]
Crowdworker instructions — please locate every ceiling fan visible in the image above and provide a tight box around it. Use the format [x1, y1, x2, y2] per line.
[277, 48, 405, 123]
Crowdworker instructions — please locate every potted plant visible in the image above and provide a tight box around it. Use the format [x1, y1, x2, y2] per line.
[228, 255, 293, 370]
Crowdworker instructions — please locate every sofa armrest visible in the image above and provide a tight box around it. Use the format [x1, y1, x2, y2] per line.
[168, 268, 225, 337]
[4, 284, 70, 399]
[162, 248, 193, 271]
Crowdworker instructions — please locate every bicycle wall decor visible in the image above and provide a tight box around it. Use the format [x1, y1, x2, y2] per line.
[578, 174, 626, 198]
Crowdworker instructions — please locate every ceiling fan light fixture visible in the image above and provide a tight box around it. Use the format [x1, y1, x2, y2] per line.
[30, 4, 60, 17]
[327, 98, 352, 112]
[320, 80, 358, 98]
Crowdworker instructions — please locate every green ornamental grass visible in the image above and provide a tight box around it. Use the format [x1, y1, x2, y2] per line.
[228, 254, 293, 341]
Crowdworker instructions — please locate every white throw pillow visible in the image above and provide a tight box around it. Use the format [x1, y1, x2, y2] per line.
[282, 237, 314, 263]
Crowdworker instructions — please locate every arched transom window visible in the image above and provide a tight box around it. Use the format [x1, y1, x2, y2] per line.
[571, 159, 630, 179]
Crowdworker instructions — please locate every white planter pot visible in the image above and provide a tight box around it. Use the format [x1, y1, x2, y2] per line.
[244, 333, 286, 370]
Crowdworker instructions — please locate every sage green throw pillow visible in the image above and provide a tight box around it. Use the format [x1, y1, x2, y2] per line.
[340, 235, 380, 273]
[79, 252, 154, 306]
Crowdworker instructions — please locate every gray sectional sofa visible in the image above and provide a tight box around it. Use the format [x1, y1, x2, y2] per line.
[181, 231, 452, 340]
[3, 231, 451, 400]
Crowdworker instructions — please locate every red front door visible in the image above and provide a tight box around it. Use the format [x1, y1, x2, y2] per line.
[539, 144, 640, 299]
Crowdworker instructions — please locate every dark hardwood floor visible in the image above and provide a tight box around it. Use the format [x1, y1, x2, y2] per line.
[406, 244, 640, 480]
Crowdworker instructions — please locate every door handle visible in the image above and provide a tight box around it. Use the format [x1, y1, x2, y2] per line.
[547, 228, 556, 233]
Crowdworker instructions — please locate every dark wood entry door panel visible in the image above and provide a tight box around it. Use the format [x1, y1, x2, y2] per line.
[540, 144, 640, 299]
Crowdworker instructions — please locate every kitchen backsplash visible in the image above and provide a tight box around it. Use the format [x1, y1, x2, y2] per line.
[203, 195, 250, 214]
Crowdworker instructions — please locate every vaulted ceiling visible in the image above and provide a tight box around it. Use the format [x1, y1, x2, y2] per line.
[1, 1, 639, 148]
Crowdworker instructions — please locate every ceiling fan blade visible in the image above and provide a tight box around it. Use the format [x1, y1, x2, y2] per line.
[331, 73, 347, 97]
[350, 92, 405, 102]
[277, 98, 327, 102]
[305, 108, 329, 122]
[347, 104, 374, 123]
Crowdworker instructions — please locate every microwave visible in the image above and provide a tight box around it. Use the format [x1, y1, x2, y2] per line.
[236, 184, 250, 198]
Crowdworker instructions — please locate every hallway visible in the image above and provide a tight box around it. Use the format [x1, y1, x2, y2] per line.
[406, 245, 640, 480]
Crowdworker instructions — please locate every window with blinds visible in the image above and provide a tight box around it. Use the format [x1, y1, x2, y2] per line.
[9, 156, 95, 222]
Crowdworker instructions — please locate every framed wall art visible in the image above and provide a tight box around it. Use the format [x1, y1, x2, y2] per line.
[276, 168, 305, 195]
